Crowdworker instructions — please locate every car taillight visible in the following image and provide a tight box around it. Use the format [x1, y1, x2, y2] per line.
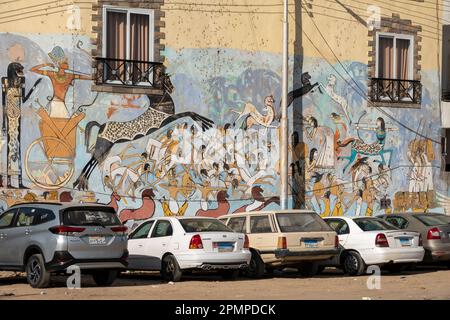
[418, 234, 423, 246]
[335, 235, 339, 248]
[427, 227, 441, 240]
[375, 233, 389, 247]
[111, 226, 128, 234]
[189, 234, 203, 249]
[244, 235, 249, 248]
[49, 226, 85, 235]
[277, 236, 287, 249]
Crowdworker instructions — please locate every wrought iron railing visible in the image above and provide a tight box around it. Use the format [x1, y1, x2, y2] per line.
[94, 57, 165, 89]
[369, 78, 422, 105]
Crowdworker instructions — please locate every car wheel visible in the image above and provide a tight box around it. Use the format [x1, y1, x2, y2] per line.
[342, 251, 365, 276]
[161, 255, 183, 282]
[246, 250, 265, 279]
[298, 262, 319, 277]
[26, 254, 51, 288]
[92, 270, 118, 286]
[221, 270, 239, 280]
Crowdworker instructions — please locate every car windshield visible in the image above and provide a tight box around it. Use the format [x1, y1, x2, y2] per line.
[353, 218, 398, 231]
[276, 213, 332, 232]
[179, 219, 234, 233]
[63, 208, 121, 226]
[414, 214, 450, 227]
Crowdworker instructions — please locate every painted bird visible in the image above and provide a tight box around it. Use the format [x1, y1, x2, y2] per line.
[196, 190, 230, 218]
[119, 189, 156, 223]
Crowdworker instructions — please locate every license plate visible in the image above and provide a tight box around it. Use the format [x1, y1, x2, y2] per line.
[88, 236, 106, 245]
[399, 237, 411, 246]
[213, 242, 234, 252]
[303, 240, 318, 248]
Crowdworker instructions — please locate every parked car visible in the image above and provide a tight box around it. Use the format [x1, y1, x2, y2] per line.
[127, 217, 251, 281]
[379, 213, 450, 267]
[322, 216, 425, 275]
[219, 210, 339, 278]
[0, 202, 128, 288]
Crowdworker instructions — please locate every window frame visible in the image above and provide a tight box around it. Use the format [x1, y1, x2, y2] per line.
[102, 5, 155, 85]
[375, 32, 414, 81]
[129, 220, 155, 240]
[385, 216, 409, 229]
[249, 215, 275, 234]
[151, 220, 173, 238]
[227, 216, 248, 234]
[0, 209, 18, 229]
[325, 218, 350, 235]
[16, 208, 36, 228]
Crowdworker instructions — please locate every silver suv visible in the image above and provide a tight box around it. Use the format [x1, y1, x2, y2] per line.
[0, 202, 128, 288]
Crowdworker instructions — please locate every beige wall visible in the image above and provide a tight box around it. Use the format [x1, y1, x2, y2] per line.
[161, 0, 441, 71]
[0, 0, 92, 35]
[0, 0, 442, 71]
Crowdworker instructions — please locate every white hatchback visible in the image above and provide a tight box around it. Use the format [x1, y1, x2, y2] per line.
[127, 217, 251, 281]
[322, 216, 425, 275]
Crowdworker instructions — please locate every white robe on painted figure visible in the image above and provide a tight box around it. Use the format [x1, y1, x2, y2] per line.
[408, 162, 424, 193]
[307, 126, 334, 170]
[418, 155, 433, 192]
[316, 132, 334, 169]
[145, 138, 164, 163]
[49, 100, 70, 118]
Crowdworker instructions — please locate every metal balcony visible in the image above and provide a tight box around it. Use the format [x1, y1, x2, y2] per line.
[94, 57, 165, 89]
[369, 78, 422, 106]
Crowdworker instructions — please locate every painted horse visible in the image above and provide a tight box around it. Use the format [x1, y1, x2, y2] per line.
[337, 137, 393, 174]
[73, 73, 214, 190]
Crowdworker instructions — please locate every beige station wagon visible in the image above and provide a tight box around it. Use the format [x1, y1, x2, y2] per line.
[219, 210, 339, 278]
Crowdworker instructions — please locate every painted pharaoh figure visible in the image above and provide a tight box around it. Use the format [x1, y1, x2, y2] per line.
[1, 62, 40, 188]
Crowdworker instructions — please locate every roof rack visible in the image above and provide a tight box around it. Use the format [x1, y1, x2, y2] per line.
[10, 202, 63, 208]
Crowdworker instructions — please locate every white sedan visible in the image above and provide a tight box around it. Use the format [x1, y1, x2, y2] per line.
[127, 217, 251, 281]
[321, 216, 425, 275]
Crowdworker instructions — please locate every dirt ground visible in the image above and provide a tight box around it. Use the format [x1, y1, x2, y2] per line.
[0, 266, 449, 300]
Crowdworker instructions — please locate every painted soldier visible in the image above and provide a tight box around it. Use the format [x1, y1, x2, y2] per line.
[1, 62, 41, 188]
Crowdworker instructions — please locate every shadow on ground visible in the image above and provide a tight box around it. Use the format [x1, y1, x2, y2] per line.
[0, 265, 447, 289]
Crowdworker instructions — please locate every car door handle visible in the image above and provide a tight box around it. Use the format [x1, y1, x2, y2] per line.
[138, 244, 144, 248]
[162, 243, 167, 246]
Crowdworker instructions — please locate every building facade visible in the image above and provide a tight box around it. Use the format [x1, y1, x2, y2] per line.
[0, 0, 449, 226]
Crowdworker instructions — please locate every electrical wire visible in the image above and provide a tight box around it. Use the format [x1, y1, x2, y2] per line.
[295, 3, 442, 145]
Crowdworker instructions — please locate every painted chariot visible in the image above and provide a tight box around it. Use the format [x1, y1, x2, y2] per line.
[25, 107, 84, 190]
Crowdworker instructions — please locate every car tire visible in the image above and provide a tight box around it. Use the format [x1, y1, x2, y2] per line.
[161, 255, 183, 282]
[298, 262, 319, 277]
[342, 251, 365, 276]
[221, 270, 239, 280]
[246, 250, 265, 279]
[92, 270, 118, 286]
[26, 254, 51, 288]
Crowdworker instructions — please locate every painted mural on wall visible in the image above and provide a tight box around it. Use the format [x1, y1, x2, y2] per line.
[0, 33, 447, 228]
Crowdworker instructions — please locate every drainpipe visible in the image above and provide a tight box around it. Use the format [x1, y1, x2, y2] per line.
[280, 0, 289, 210]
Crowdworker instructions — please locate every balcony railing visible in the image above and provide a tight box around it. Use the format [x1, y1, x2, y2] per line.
[369, 78, 422, 105]
[94, 57, 165, 89]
